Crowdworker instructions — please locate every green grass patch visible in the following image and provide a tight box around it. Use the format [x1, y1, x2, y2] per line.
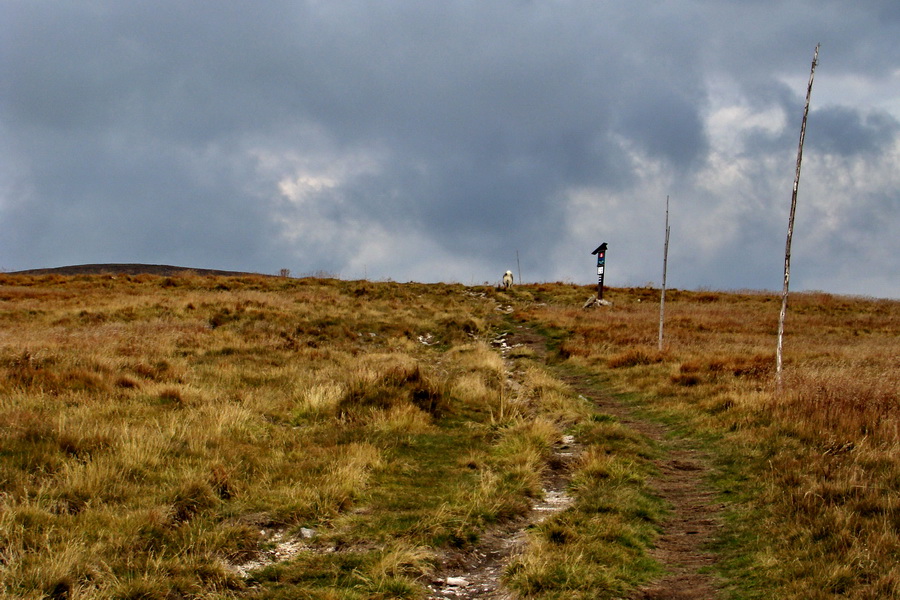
[503, 380, 666, 598]
[246, 548, 428, 600]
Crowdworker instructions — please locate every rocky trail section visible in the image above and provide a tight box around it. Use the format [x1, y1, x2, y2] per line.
[424, 434, 576, 600]
[424, 328, 578, 599]
[230, 316, 724, 599]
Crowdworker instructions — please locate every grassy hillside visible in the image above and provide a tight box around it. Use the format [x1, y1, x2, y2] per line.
[0, 273, 897, 599]
[517, 284, 899, 599]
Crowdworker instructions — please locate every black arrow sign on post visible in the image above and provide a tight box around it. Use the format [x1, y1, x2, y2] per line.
[591, 243, 608, 301]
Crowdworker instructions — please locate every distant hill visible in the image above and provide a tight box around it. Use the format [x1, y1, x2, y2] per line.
[9, 263, 264, 277]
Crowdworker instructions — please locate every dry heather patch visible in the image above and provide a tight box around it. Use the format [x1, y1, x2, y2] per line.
[367, 403, 434, 437]
[517, 366, 594, 426]
[289, 442, 385, 520]
[446, 342, 515, 421]
[337, 352, 448, 420]
[776, 364, 898, 443]
[448, 341, 506, 375]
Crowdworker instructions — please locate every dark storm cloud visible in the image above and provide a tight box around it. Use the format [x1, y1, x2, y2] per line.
[1, 1, 898, 295]
[807, 106, 899, 156]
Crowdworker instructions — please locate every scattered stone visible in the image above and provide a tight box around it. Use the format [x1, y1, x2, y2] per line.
[445, 577, 470, 587]
[228, 530, 308, 578]
[583, 296, 613, 309]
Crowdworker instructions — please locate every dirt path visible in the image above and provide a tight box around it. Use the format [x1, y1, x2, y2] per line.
[425, 438, 578, 599]
[425, 524, 519, 599]
[562, 374, 724, 600]
[424, 327, 578, 599]
[426, 322, 724, 599]
[232, 322, 724, 598]
[514, 323, 724, 599]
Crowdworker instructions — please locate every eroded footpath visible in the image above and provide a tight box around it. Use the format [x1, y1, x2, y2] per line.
[234, 322, 725, 600]
[523, 325, 725, 600]
[564, 374, 724, 600]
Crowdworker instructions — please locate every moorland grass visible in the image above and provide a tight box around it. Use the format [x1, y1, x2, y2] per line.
[0, 275, 664, 599]
[516, 285, 899, 599]
[10, 275, 891, 597]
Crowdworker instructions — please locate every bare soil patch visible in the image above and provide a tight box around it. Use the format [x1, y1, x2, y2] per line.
[426, 520, 524, 600]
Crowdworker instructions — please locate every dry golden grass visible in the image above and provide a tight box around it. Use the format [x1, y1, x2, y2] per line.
[519, 285, 900, 599]
[0, 274, 510, 598]
[5, 274, 654, 599]
[4, 274, 894, 598]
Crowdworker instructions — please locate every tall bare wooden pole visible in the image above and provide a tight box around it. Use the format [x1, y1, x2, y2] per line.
[776, 43, 819, 386]
[516, 250, 522, 285]
[659, 195, 670, 352]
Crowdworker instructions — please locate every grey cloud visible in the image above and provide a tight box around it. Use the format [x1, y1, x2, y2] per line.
[696, 0, 900, 77]
[1, 1, 898, 296]
[807, 106, 899, 156]
[2, 135, 279, 270]
[615, 90, 709, 170]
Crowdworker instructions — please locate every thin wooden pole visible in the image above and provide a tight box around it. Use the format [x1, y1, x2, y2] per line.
[777, 43, 819, 387]
[516, 250, 522, 285]
[659, 195, 670, 352]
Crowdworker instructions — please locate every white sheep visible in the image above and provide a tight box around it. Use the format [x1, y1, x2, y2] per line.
[502, 270, 514, 290]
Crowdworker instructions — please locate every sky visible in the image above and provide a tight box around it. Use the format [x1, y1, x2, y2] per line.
[2, 1, 899, 298]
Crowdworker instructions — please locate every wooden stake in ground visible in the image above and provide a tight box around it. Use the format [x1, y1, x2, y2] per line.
[777, 43, 819, 386]
[659, 195, 670, 352]
[516, 249, 522, 285]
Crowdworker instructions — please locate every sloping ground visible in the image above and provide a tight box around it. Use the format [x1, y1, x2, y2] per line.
[563, 376, 723, 600]
[426, 324, 723, 599]
[518, 330, 724, 599]
[513, 285, 900, 598]
[9, 263, 263, 277]
[5, 278, 891, 598]
[2, 276, 666, 599]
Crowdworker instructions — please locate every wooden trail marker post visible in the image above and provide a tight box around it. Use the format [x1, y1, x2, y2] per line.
[591, 243, 608, 301]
